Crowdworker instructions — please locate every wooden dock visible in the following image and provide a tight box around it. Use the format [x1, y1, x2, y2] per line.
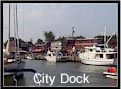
[34, 54, 46, 60]
[66, 52, 81, 62]
[28, 52, 81, 62]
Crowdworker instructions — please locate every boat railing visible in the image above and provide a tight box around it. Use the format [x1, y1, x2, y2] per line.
[4, 68, 36, 73]
[96, 50, 100, 52]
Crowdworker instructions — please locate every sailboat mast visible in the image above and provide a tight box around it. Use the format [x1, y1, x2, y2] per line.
[8, 3, 10, 39]
[15, 4, 20, 55]
[14, 3, 17, 60]
[13, 3, 20, 60]
[104, 24, 106, 45]
[5, 3, 11, 56]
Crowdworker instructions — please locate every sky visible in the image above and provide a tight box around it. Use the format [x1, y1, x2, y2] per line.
[3, 3, 118, 43]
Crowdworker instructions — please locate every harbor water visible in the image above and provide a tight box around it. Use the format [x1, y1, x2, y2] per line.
[17, 60, 117, 87]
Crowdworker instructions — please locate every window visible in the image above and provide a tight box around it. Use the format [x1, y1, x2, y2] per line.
[48, 54, 51, 57]
[106, 54, 114, 59]
[58, 53, 62, 56]
[53, 54, 55, 56]
[100, 54, 103, 58]
[96, 50, 100, 52]
[90, 49, 92, 52]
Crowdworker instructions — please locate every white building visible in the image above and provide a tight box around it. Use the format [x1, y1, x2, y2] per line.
[51, 41, 62, 51]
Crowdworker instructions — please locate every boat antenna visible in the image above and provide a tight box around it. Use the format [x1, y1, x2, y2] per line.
[72, 27, 75, 38]
[104, 24, 106, 46]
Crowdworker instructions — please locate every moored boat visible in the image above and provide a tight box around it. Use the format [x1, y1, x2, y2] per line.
[79, 26, 117, 66]
[45, 50, 67, 62]
[102, 71, 117, 76]
[79, 44, 117, 66]
[4, 3, 25, 81]
[26, 54, 34, 60]
[106, 75, 117, 80]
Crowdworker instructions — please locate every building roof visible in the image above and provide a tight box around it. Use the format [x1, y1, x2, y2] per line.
[75, 43, 97, 46]
[76, 38, 98, 41]
[51, 41, 61, 43]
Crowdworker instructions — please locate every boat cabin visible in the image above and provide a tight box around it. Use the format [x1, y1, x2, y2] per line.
[84, 45, 117, 59]
[46, 51, 63, 57]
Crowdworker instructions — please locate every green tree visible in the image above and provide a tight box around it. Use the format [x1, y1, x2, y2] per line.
[94, 35, 104, 39]
[44, 31, 55, 41]
[107, 34, 117, 40]
[74, 35, 85, 39]
[94, 34, 117, 40]
[37, 39, 43, 44]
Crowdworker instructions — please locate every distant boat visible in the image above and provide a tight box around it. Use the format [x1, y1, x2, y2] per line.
[102, 71, 117, 76]
[102, 71, 117, 80]
[26, 54, 34, 60]
[45, 50, 66, 62]
[106, 75, 117, 80]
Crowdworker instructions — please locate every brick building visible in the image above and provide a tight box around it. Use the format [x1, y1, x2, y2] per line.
[75, 38, 103, 52]
[32, 41, 51, 53]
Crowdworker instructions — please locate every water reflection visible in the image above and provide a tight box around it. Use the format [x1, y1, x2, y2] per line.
[17, 60, 117, 87]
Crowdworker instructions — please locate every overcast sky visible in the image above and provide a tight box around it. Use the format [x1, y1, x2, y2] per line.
[3, 3, 118, 43]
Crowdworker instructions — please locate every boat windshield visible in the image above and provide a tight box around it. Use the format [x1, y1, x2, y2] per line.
[95, 44, 105, 49]
[52, 51, 63, 56]
[106, 54, 114, 59]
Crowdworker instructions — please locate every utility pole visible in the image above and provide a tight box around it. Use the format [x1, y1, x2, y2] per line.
[72, 27, 75, 38]
[72, 27, 75, 61]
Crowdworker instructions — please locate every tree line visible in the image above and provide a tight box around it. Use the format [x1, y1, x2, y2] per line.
[36, 31, 117, 44]
[4, 31, 117, 46]
[37, 31, 85, 44]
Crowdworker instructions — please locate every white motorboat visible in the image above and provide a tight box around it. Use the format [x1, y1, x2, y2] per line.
[102, 71, 117, 80]
[79, 24, 117, 66]
[102, 71, 117, 76]
[106, 75, 117, 80]
[45, 50, 66, 62]
[26, 54, 34, 60]
[79, 44, 117, 66]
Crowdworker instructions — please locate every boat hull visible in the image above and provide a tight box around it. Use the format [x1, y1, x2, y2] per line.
[106, 75, 117, 79]
[4, 61, 25, 78]
[45, 51, 67, 62]
[102, 72, 117, 76]
[80, 58, 114, 65]
[45, 57, 66, 62]
[26, 56, 34, 60]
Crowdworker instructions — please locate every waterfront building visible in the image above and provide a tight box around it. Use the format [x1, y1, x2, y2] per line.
[64, 37, 75, 52]
[75, 38, 102, 52]
[32, 41, 51, 53]
[51, 41, 62, 51]
[75, 38, 117, 52]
